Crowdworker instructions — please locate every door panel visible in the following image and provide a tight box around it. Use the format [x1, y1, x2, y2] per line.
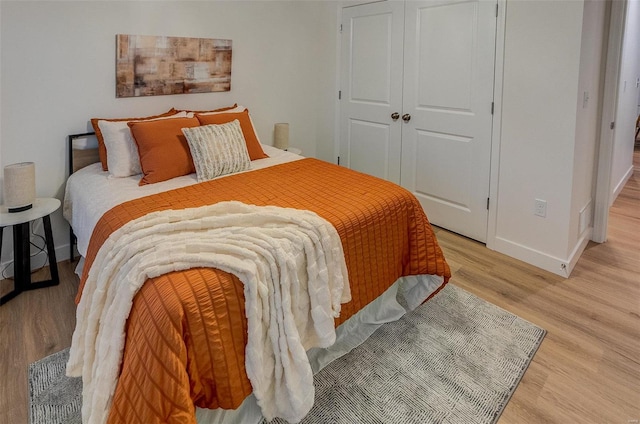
[339, 0, 497, 242]
[340, 1, 405, 184]
[416, 1, 476, 111]
[401, 0, 497, 242]
[413, 130, 473, 208]
[350, 13, 394, 104]
[348, 119, 391, 180]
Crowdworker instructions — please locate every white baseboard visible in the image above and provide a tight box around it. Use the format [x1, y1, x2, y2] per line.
[610, 164, 634, 206]
[0, 244, 71, 278]
[491, 232, 591, 278]
[566, 228, 593, 275]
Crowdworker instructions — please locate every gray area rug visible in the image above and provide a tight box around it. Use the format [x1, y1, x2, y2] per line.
[29, 349, 82, 424]
[29, 284, 545, 424]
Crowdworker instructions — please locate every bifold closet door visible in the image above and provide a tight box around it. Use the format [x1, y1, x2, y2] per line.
[339, 1, 405, 184]
[400, 0, 497, 242]
[339, 0, 497, 242]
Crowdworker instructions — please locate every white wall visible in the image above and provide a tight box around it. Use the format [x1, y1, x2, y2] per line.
[610, 0, 640, 201]
[0, 3, 2, 173]
[0, 1, 336, 267]
[492, 0, 585, 275]
[568, 0, 607, 263]
[311, 2, 340, 164]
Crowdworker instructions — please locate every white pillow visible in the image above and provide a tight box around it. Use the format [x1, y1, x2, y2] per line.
[182, 120, 251, 181]
[98, 111, 190, 178]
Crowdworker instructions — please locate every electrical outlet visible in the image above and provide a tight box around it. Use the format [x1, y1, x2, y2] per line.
[534, 199, 547, 218]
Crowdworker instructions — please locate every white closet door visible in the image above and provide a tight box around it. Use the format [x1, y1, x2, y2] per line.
[339, 1, 405, 184]
[400, 0, 497, 242]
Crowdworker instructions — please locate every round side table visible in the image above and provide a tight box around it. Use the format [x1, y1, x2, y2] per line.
[0, 198, 60, 305]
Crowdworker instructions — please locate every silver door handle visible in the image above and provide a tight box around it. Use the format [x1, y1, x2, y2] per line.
[391, 112, 400, 121]
[402, 114, 411, 122]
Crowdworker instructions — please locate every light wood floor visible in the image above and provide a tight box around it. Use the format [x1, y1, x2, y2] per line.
[1, 150, 638, 424]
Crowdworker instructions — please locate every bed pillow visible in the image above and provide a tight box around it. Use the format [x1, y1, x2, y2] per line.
[196, 109, 269, 160]
[97, 111, 189, 178]
[91, 109, 177, 171]
[196, 104, 246, 115]
[182, 120, 251, 181]
[128, 116, 201, 185]
[178, 103, 238, 114]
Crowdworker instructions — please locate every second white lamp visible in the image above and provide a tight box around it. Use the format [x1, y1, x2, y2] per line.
[274, 123, 289, 150]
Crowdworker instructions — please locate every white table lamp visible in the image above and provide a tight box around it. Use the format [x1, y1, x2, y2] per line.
[3, 162, 36, 213]
[274, 123, 289, 150]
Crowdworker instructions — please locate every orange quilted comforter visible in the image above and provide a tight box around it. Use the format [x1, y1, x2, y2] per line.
[77, 158, 450, 423]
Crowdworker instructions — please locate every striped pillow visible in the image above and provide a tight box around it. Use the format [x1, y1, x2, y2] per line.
[182, 120, 251, 181]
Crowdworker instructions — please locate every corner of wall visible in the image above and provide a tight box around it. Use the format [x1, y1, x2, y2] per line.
[490, 214, 593, 278]
[490, 0, 587, 277]
[610, 163, 634, 205]
[566, 227, 593, 275]
[491, 237, 573, 278]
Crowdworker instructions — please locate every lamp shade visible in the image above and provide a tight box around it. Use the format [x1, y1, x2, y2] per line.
[274, 123, 289, 150]
[4, 162, 35, 213]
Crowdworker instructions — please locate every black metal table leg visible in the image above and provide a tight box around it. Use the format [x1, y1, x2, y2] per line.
[42, 215, 59, 286]
[0, 223, 29, 304]
[0, 215, 59, 306]
[14, 221, 31, 290]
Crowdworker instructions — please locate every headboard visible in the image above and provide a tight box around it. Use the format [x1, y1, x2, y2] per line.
[67, 132, 99, 261]
[68, 132, 99, 175]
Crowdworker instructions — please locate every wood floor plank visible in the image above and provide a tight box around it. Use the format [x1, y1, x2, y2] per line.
[0, 265, 78, 424]
[1, 149, 638, 423]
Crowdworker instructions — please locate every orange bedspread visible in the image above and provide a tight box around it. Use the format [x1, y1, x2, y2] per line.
[77, 158, 450, 423]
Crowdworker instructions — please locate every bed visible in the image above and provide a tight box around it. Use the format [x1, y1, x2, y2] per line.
[63, 107, 451, 424]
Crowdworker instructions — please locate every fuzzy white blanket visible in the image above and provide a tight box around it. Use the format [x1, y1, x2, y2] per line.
[66, 201, 350, 424]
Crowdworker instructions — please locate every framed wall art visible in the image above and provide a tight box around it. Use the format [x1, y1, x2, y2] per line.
[116, 34, 232, 98]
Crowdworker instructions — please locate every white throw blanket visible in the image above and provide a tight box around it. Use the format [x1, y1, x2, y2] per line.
[66, 201, 351, 424]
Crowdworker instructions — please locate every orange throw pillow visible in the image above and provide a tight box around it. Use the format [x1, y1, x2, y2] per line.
[128, 117, 201, 185]
[90, 109, 177, 171]
[179, 103, 238, 114]
[196, 109, 268, 160]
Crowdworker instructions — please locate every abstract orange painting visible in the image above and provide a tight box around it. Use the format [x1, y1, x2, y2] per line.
[116, 34, 232, 98]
